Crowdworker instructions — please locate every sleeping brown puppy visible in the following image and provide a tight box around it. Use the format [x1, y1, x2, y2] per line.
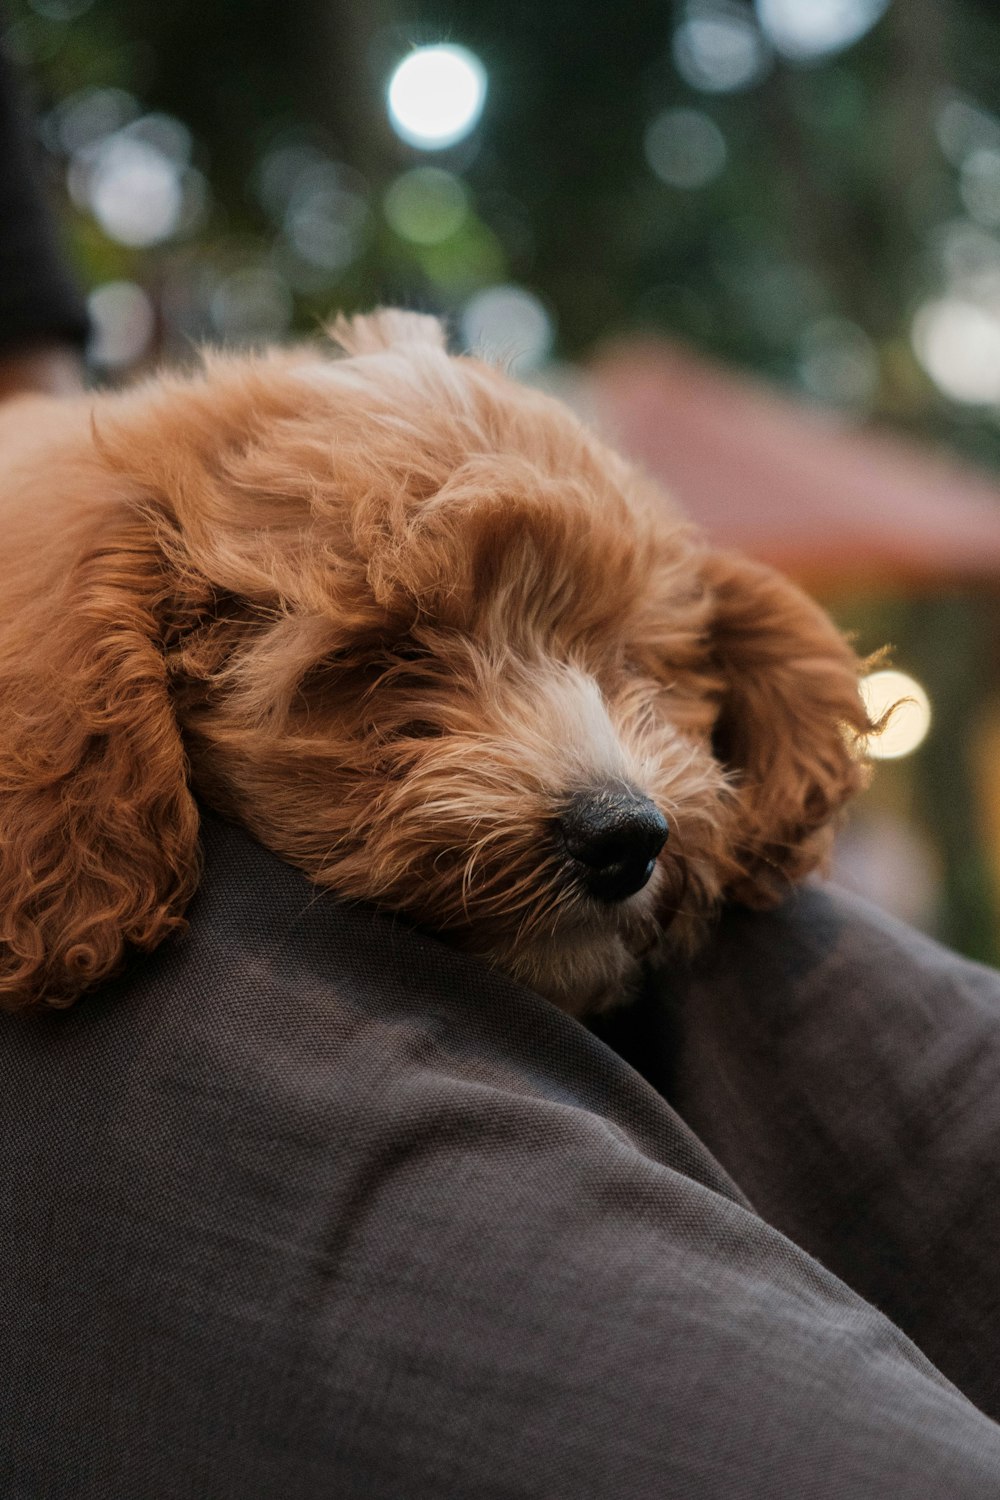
[0, 310, 874, 1015]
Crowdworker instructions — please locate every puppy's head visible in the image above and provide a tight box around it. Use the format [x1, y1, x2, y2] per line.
[0, 310, 874, 1014]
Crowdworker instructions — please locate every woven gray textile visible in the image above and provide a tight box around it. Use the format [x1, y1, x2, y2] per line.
[2, 812, 999, 1497]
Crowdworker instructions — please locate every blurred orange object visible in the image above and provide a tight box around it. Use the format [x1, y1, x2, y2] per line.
[589, 339, 1000, 592]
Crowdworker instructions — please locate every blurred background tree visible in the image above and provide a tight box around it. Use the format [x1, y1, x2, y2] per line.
[7, 0, 1000, 958]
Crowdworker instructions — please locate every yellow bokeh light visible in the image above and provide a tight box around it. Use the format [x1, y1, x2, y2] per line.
[860, 669, 932, 760]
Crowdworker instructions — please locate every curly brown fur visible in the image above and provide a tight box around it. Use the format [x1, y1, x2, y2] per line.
[0, 310, 875, 1015]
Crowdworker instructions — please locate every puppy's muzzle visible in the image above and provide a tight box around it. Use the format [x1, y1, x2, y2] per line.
[559, 786, 669, 903]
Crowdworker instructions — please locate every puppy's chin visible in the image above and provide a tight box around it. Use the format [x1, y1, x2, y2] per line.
[491, 894, 665, 1018]
[514, 937, 651, 1017]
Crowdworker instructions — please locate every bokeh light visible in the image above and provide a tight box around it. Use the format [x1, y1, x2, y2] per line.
[283, 165, 369, 274]
[644, 108, 727, 189]
[387, 45, 487, 150]
[461, 284, 554, 373]
[933, 219, 1000, 304]
[911, 297, 1000, 405]
[797, 317, 879, 411]
[49, 86, 137, 154]
[753, 0, 891, 62]
[87, 135, 183, 246]
[673, 3, 771, 94]
[86, 280, 155, 368]
[210, 267, 293, 343]
[255, 142, 330, 221]
[960, 149, 1000, 229]
[861, 670, 932, 760]
[65, 111, 206, 248]
[384, 167, 470, 244]
[935, 94, 1000, 168]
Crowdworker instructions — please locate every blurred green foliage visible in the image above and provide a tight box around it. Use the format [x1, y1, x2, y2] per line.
[5, 0, 1000, 449]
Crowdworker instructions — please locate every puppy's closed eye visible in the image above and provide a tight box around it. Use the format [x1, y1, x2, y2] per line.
[388, 641, 432, 664]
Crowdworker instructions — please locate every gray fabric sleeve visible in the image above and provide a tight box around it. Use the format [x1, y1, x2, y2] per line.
[603, 883, 1000, 1423]
[2, 817, 1000, 1497]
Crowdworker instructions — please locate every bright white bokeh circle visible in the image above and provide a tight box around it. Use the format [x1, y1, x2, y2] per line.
[89, 135, 183, 246]
[911, 297, 1000, 405]
[860, 670, 932, 760]
[754, 0, 890, 62]
[387, 45, 487, 150]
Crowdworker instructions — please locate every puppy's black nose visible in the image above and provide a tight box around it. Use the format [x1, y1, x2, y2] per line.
[559, 788, 668, 903]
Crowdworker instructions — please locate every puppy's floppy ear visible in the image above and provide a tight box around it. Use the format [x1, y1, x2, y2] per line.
[330, 307, 448, 356]
[703, 549, 873, 907]
[0, 507, 199, 1011]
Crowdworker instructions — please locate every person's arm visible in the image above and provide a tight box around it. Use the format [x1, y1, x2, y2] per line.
[0, 31, 87, 396]
[601, 883, 1000, 1422]
[4, 811, 1000, 1498]
[0, 342, 83, 397]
